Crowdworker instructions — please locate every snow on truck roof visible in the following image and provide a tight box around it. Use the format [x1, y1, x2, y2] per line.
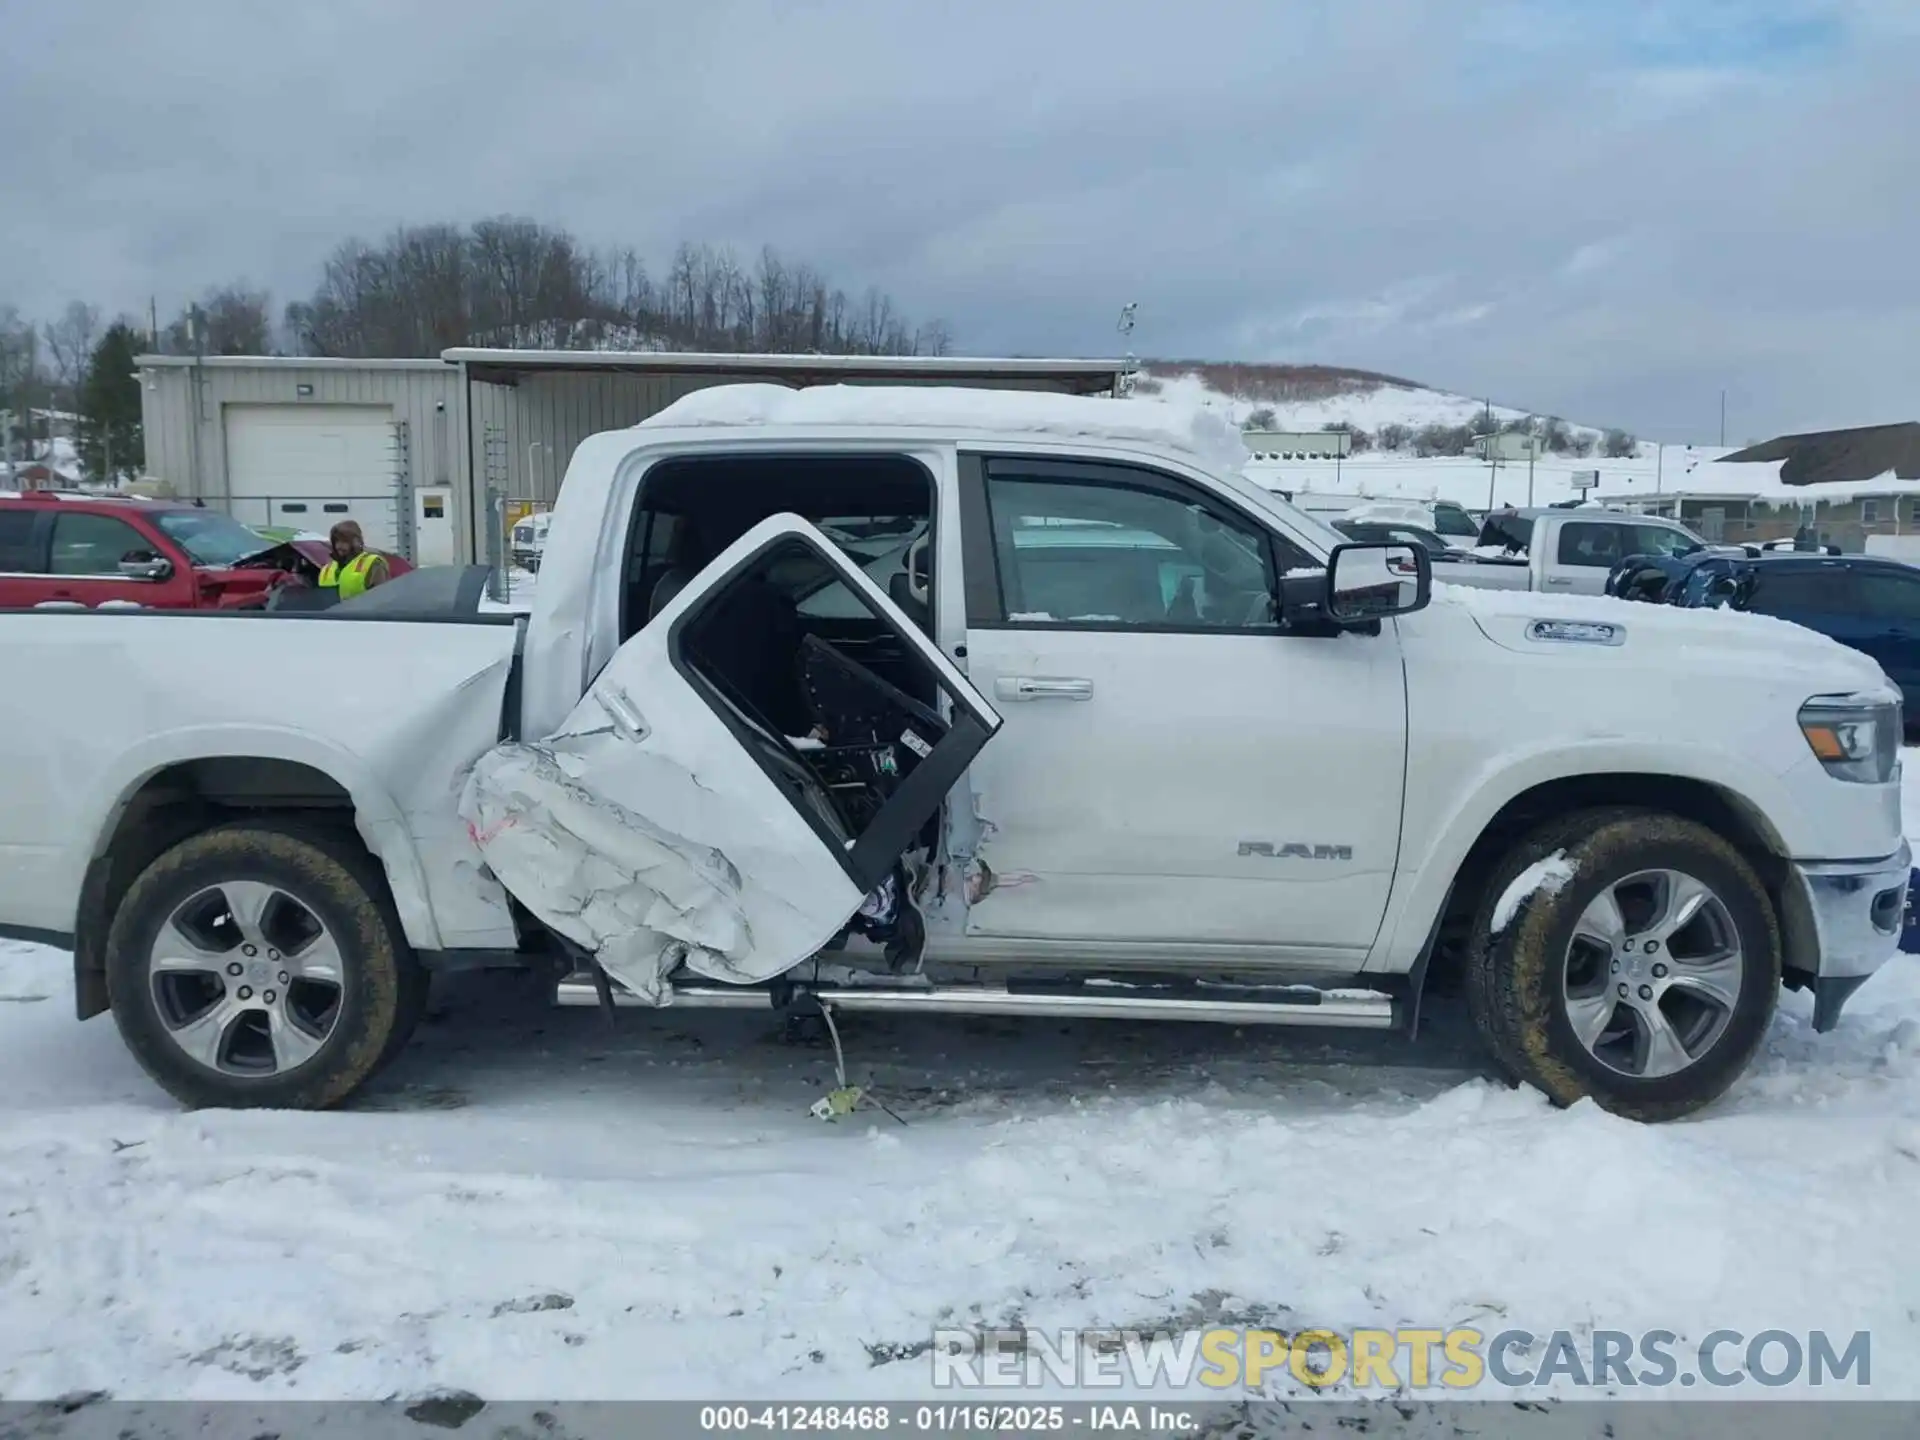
[637, 383, 1252, 474]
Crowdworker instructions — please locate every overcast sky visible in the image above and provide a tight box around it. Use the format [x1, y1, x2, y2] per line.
[5, 0, 1915, 441]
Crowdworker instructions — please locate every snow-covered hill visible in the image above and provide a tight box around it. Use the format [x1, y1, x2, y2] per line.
[1138, 362, 1616, 451]
[1121, 363, 1799, 513]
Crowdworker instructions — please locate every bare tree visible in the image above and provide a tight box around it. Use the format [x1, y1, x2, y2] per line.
[42, 301, 101, 400]
[161, 286, 274, 356]
[279, 219, 951, 359]
[0, 307, 49, 458]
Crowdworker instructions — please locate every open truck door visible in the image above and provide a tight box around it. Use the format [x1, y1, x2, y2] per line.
[460, 513, 1002, 1002]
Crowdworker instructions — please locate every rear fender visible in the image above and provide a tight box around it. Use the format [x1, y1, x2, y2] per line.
[73, 727, 445, 952]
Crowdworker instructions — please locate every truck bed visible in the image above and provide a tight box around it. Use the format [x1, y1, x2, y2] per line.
[0, 605, 525, 947]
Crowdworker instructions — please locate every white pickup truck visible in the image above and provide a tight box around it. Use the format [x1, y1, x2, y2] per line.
[1438, 506, 1707, 593]
[0, 386, 1907, 1121]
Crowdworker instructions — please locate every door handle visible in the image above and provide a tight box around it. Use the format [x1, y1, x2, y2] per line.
[1545, 576, 1573, 587]
[995, 676, 1093, 701]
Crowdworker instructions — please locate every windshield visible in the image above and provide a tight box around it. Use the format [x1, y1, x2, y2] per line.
[1431, 504, 1479, 538]
[791, 515, 927, 616]
[153, 510, 275, 566]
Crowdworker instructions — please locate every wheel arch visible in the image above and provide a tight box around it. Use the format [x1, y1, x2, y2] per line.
[1392, 767, 1792, 1004]
[71, 729, 441, 1020]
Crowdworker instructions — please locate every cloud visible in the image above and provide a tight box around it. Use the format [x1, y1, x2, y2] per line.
[3, 0, 1914, 440]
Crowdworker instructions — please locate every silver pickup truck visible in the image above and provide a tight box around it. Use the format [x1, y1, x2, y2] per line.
[1438, 507, 1706, 593]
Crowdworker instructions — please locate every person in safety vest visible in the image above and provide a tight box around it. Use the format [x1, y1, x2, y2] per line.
[317, 520, 390, 599]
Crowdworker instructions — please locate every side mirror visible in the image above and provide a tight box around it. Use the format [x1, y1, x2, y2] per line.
[1326, 542, 1430, 623]
[118, 553, 173, 581]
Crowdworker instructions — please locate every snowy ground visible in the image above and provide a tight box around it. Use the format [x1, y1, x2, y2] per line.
[3, 772, 1919, 1407]
[477, 566, 538, 613]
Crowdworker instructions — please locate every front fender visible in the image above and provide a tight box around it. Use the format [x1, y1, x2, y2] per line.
[1365, 738, 1796, 973]
[69, 724, 445, 952]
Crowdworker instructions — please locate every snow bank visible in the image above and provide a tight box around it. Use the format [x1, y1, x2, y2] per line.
[640, 383, 1251, 475]
[1490, 851, 1578, 934]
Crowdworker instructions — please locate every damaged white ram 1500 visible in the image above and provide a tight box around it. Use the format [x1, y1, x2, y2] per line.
[0, 385, 1908, 1120]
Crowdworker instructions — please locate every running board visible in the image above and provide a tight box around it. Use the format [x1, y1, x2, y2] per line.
[553, 973, 1397, 1029]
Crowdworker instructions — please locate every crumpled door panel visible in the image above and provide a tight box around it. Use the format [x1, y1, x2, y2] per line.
[459, 621, 867, 1003]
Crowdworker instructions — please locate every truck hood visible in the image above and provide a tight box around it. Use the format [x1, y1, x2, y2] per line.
[1432, 582, 1897, 700]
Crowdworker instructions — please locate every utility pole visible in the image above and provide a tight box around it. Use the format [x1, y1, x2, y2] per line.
[1719, 390, 1726, 447]
[1527, 437, 1536, 507]
[1656, 443, 1664, 499]
[1483, 398, 1498, 510]
[1115, 303, 1139, 397]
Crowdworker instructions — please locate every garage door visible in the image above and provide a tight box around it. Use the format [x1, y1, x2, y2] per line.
[223, 405, 403, 554]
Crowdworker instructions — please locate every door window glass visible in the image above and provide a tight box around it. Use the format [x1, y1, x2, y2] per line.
[1555, 522, 1627, 568]
[49, 513, 153, 576]
[984, 475, 1278, 629]
[1744, 567, 1849, 615]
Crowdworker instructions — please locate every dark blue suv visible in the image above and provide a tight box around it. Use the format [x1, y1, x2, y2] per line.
[1611, 547, 1920, 712]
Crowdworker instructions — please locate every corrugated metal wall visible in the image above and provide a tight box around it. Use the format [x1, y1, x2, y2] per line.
[466, 370, 758, 507]
[138, 361, 464, 555]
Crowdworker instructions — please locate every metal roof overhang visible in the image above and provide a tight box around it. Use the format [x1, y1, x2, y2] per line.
[442, 347, 1125, 394]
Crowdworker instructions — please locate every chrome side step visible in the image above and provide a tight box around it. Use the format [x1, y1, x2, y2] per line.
[553, 974, 1397, 1029]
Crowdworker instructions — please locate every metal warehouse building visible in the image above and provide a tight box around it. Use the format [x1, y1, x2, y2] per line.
[139, 350, 1125, 566]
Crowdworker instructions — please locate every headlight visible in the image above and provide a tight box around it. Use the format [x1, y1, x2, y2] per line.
[1798, 696, 1901, 784]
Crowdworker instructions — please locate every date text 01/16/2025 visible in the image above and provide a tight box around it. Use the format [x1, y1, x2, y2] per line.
[698, 1405, 1195, 1431]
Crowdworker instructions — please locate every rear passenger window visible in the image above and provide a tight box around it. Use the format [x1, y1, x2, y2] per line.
[0, 510, 39, 572]
[1556, 522, 1626, 567]
[1745, 568, 1848, 615]
[1627, 525, 1697, 558]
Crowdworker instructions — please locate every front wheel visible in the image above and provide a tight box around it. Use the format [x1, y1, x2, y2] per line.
[105, 821, 425, 1110]
[1466, 807, 1781, 1122]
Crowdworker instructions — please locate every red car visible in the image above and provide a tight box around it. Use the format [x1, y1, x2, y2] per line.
[0, 492, 411, 611]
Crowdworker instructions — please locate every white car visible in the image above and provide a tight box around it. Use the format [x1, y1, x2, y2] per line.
[0, 386, 1905, 1121]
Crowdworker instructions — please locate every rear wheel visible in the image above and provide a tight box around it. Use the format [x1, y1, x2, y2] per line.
[1466, 807, 1780, 1121]
[105, 821, 423, 1110]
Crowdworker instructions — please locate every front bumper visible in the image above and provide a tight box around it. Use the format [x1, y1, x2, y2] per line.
[1784, 839, 1910, 1031]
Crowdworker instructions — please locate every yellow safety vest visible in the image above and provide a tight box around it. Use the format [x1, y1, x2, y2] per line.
[317, 551, 382, 600]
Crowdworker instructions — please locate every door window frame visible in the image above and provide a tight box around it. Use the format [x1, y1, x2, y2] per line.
[958, 455, 1306, 634]
[616, 450, 942, 644]
[47, 510, 171, 580]
[1744, 563, 1852, 616]
[662, 521, 998, 894]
